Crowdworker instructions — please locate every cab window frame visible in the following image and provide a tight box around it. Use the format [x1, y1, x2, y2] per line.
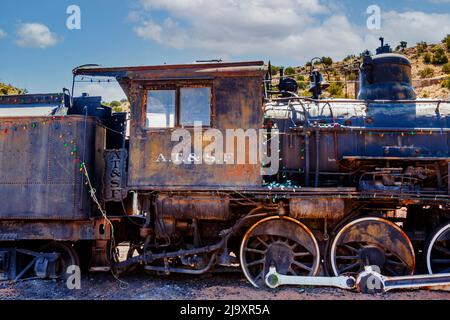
[142, 81, 213, 130]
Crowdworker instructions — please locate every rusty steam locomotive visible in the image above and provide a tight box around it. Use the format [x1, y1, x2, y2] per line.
[0, 40, 449, 290]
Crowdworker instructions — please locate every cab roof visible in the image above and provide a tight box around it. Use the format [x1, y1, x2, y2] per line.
[73, 61, 267, 81]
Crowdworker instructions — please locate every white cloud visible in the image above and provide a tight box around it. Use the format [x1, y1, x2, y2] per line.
[15, 23, 59, 49]
[132, 0, 349, 63]
[0, 28, 6, 39]
[75, 83, 126, 103]
[361, 10, 450, 52]
[132, 1, 450, 64]
[134, 17, 186, 48]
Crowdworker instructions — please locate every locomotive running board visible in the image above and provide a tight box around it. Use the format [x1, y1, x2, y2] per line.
[265, 266, 450, 293]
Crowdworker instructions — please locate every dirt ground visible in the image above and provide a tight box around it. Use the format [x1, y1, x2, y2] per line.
[1, 272, 450, 300]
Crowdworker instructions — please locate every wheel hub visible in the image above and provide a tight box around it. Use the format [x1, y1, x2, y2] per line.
[359, 245, 386, 270]
[265, 242, 294, 274]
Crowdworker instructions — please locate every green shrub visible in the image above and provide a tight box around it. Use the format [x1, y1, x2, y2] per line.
[343, 54, 356, 62]
[417, 41, 428, 53]
[321, 56, 333, 66]
[297, 80, 308, 90]
[110, 100, 122, 108]
[396, 41, 408, 51]
[419, 67, 434, 79]
[442, 77, 450, 90]
[300, 89, 312, 97]
[443, 34, 450, 51]
[432, 47, 448, 65]
[327, 82, 344, 97]
[284, 67, 296, 75]
[347, 72, 358, 81]
[443, 63, 450, 74]
[423, 52, 432, 64]
[270, 65, 280, 76]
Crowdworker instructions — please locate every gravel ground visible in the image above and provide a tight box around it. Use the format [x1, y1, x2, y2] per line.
[1, 272, 450, 300]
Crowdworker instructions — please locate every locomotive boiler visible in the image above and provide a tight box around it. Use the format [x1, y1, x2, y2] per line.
[0, 41, 449, 291]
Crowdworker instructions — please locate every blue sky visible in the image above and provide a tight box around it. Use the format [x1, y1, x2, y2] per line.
[0, 0, 449, 101]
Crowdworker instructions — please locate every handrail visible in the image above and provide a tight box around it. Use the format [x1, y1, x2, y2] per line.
[269, 96, 450, 104]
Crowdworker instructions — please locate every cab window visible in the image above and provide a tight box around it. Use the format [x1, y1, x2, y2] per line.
[146, 90, 175, 128]
[180, 87, 211, 127]
[145, 85, 211, 129]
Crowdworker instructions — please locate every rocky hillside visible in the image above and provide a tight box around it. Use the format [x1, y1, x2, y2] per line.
[0, 83, 25, 95]
[274, 35, 450, 99]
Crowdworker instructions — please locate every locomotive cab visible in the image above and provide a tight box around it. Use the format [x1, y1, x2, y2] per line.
[75, 61, 268, 191]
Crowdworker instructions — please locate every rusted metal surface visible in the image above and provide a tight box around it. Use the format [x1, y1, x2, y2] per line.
[156, 193, 230, 220]
[75, 62, 266, 189]
[0, 115, 99, 220]
[0, 93, 63, 117]
[289, 198, 346, 219]
[0, 93, 63, 105]
[73, 61, 266, 81]
[129, 73, 265, 188]
[0, 220, 99, 241]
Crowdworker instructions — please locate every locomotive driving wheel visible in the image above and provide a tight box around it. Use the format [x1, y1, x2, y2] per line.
[426, 222, 450, 274]
[39, 242, 80, 279]
[240, 216, 320, 288]
[329, 217, 415, 277]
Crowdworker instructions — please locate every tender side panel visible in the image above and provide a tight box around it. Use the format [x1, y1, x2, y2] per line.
[0, 116, 98, 220]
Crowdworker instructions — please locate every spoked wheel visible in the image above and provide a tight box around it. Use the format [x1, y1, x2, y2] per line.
[426, 222, 450, 274]
[112, 242, 143, 274]
[40, 242, 80, 279]
[240, 216, 320, 288]
[329, 217, 415, 276]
